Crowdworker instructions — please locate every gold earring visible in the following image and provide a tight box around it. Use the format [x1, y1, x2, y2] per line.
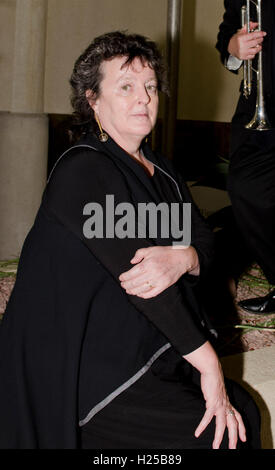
[94, 114, 108, 142]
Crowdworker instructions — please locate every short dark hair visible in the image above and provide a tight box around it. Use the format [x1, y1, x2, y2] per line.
[69, 31, 168, 139]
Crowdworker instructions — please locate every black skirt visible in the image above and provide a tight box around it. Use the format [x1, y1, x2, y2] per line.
[80, 349, 261, 450]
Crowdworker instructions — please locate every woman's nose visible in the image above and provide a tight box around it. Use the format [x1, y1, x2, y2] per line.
[136, 85, 150, 104]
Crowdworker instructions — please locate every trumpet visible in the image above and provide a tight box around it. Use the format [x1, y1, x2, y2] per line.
[241, 0, 272, 130]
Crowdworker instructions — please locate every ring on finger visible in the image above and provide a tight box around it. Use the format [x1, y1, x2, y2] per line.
[226, 409, 235, 417]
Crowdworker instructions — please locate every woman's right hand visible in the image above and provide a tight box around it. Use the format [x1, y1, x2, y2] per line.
[228, 22, 266, 60]
[119, 245, 200, 299]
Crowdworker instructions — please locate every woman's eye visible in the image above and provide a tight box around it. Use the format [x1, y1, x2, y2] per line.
[121, 84, 131, 91]
[146, 84, 157, 93]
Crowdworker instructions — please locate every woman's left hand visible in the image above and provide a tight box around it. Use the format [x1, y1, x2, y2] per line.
[195, 368, 247, 449]
[184, 342, 247, 449]
[119, 245, 200, 299]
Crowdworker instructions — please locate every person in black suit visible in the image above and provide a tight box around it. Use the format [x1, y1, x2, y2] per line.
[216, 0, 275, 314]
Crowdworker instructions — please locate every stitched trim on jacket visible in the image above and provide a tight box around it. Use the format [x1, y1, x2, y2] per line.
[78, 342, 171, 427]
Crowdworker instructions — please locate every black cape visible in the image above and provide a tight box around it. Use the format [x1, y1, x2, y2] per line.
[0, 134, 214, 448]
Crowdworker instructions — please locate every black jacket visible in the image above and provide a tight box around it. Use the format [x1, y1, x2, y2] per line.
[0, 134, 214, 448]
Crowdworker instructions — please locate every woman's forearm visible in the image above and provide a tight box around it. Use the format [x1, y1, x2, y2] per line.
[183, 341, 221, 375]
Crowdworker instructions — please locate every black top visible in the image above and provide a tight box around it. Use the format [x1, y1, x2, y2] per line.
[44, 134, 214, 354]
[0, 134, 214, 448]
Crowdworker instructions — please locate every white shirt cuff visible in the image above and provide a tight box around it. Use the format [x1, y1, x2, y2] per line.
[226, 54, 243, 70]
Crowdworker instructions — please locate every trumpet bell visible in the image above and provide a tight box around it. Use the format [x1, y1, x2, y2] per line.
[245, 108, 273, 131]
[246, 118, 273, 131]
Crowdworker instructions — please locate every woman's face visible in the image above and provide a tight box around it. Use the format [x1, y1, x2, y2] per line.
[90, 56, 159, 149]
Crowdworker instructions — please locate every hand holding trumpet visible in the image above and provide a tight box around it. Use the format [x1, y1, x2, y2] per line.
[228, 22, 266, 60]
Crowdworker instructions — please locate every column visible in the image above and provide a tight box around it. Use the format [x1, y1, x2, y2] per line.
[0, 0, 48, 259]
[162, 0, 182, 160]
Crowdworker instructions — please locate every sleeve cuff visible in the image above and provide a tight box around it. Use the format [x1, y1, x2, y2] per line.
[226, 54, 243, 70]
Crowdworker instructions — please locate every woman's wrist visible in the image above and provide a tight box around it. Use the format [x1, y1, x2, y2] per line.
[175, 245, 200, 276]
[183, 341, 221, 375]
[187, 252, 200, 276]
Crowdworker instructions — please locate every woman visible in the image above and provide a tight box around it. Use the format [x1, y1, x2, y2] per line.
[0, 32, 260, 449]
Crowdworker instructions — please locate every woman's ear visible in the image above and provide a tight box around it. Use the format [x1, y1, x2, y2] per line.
[85, 89, 98, 112]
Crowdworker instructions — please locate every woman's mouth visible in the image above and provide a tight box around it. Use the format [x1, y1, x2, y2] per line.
[132, 113, 149, 118]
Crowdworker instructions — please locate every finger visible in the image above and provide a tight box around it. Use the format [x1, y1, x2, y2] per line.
[130, 248, 150, 263]
[246, 42, 263, 53]
[245, 48, 261, 59]
[120, 271, 148, 287]
[119, 263, 144, 281]
[137, 280, 172, 298]
[126, 283, 153, 296]
[234, 409, 247, 442]
[242, 22, 259, 31]
[239, 23, 259, 36]
[245, 31, 266, 41]
[212, 413, 226, 449]
[130, 254, 145, 264]
[247, 53, 257, 60]
[247, 46, 262, 56]
[122, 273, 162, 295]
[248, 46, 262, 55]
[122, 276, 156, 293]
[126, 282, 161, 298]
[247, 38, 264, 48]
[227, 415, 238, 449]
[135, 287, 161, 298]
[240, 24, 251, 34]
[194, 409, 213, 438]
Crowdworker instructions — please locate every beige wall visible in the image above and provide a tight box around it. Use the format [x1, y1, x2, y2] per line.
[179, 0, 242, 122]
[44, 0, 167, 114]
[0, 0, 242, 122]
[0, 0, 16, 112]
